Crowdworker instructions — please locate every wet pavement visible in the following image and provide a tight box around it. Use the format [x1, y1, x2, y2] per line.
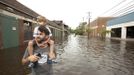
[0, 35, 134, 75]
[53, 35, 134, 75]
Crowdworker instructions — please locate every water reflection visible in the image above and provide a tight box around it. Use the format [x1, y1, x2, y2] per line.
[54, 35, 134, 75]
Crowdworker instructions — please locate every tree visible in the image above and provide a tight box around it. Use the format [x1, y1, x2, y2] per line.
[68, 28, 75, 33]
[74, 22, 87, 36]
[99, 28, 112, 39]
[86, 27, 92, 39]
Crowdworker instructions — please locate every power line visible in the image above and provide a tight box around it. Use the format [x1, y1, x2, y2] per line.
[119, 8, 134, 16]
[100, 0, 126, 15]
[111, 0, 134, 16]
[112, 4, 134, 16]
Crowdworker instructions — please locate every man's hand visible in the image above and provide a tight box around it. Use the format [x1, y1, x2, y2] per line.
[27, 55, 40, 62]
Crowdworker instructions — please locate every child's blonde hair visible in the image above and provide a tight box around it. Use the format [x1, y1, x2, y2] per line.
[37, 16, 47, 23]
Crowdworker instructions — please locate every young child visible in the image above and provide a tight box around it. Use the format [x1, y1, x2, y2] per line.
[28, 16, 55, 60]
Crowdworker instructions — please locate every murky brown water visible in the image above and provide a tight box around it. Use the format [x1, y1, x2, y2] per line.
[0, 35, 134, 75]
[53, 35, 134, 75]
[0, 46, 30, 75]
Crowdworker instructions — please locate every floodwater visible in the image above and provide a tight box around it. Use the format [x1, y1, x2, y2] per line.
[53, 35, 134, 75]
[0, 35, 134, 75]
[0, 46, 30, 75]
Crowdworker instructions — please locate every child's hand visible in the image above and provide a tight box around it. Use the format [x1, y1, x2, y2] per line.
[35, 38, 47, 48]
[38, 44, 45, 47]
[38, 44, 48, 48]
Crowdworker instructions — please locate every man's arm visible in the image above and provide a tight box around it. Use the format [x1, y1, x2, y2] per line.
[22, 55, 40, 65]
[22, 48, 40, 65]
[22, 49, 29, 65]
[22, 57, 29, 65]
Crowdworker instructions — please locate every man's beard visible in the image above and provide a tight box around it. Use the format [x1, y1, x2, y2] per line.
[37, 36, 46, 43]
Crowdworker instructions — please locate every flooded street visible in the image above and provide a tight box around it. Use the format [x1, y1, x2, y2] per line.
[1, 0, 134, 75]
[53, 35, 134, 75]
[0, 35, 134, 75]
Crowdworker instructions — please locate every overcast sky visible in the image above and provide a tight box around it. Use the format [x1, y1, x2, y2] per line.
[17, 0, 125, 29]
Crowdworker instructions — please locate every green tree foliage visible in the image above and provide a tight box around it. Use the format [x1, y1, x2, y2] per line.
[74, 22, 87, 35]
[100, 28, 112, 39]
[86, 27, 92, 38]
[86, 27, 92, 34]
[68, 28, 75, 33]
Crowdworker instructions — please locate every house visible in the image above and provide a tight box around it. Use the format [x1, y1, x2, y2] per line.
[0, 0, 69, 49]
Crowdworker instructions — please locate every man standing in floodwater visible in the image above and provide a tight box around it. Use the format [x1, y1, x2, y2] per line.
[28, 16, 55, 59]
[22, 26, 54, 75]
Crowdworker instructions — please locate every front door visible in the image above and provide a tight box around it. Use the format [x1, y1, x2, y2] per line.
[0, 14, 19, 49]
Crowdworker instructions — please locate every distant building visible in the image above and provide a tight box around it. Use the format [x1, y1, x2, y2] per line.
[90, 17, 114, 37]
[52, 20, 69, 38]
[106, 12, 134, 39]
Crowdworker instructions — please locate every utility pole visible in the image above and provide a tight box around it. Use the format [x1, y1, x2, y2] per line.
[87, 12, 90, 39]
[82, 17, 84, 22]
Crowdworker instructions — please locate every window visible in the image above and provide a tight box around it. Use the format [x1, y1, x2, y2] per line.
[24, 20, 33, 41]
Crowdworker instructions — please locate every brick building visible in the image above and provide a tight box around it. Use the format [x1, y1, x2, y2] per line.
[90, 17, 114, 37]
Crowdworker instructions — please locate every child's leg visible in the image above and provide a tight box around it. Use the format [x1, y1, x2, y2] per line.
[28, 40, 34, 56]
[48, 40, 56, 59]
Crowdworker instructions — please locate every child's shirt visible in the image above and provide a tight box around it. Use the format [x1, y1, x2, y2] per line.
[33, 25, 52, 38]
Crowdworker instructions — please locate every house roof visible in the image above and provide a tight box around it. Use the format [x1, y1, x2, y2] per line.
[0, 0, 39, 18]
[47, 21, 62, 29]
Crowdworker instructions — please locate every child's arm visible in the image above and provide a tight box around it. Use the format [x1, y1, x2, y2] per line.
[48, 40, 56, 60]
[27, 40, 34, 56]
[42, 36, 50, 44]
[28, 26, 39, 55]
